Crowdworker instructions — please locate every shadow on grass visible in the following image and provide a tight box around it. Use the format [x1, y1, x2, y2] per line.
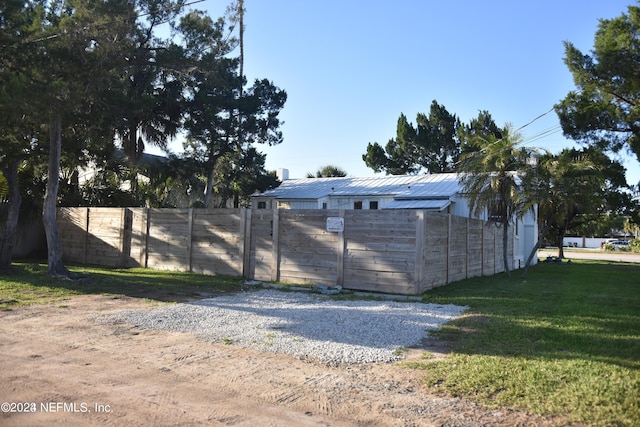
[423, 260, 640, 369]
[0, 261, 244, 306]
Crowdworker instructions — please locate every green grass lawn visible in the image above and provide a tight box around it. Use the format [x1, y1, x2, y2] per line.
[412, 259, 640, 426]
[0, 262, 243, 307]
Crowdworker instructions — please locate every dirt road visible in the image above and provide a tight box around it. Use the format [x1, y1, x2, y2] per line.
[1, 295, 556, 426]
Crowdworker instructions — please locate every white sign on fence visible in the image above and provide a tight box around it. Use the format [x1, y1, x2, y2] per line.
[326, 217, 344, 232]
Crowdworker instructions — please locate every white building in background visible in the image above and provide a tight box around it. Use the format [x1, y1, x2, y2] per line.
[251, 172, 538, 269]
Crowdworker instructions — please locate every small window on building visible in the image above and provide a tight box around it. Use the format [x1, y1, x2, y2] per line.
[354, 201, 363, 210]
[369, 201, 379, 210]
[257, 201, 267, 209]
[277, 201, 290, 209]
[322, 202, 327, 209]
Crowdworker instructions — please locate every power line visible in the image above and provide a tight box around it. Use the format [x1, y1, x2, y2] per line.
[456, 106, 561, 165]
[515, 106, 556, 133]
[520, 125, 563, 146]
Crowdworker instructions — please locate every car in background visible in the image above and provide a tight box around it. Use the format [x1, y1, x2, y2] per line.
[601, 239, 631, 250]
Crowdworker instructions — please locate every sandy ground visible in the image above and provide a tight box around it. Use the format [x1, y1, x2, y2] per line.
[0, 294, 559, 426]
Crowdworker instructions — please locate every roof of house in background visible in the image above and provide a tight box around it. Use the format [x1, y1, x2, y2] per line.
[252, 173, 462, 200]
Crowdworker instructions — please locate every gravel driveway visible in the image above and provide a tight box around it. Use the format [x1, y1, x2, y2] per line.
[103, 289, 468, 364]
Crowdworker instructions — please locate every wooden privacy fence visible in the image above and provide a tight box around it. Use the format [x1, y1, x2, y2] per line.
[58, 207, 512, 295]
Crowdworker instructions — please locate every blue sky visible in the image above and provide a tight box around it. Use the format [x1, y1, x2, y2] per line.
[160, 0, 640, 185]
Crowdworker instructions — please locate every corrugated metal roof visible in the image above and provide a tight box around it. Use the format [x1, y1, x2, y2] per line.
[383, 199, 452, 210]
[393, 174, 462, 199]
[253, 173, 462, 200]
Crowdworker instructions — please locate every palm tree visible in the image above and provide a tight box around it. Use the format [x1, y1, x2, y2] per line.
[458, 123, 535, 277]
[535, 148, 620, 257]
[307, 165, 348, 178]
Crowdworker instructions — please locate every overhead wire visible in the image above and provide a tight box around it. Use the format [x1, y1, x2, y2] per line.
[520, 125, 563, 146]
[514, 106, 555, 133]
[452, 106, 562, 169]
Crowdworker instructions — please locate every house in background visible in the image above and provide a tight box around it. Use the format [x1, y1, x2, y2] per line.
[251, 172, 538, 269]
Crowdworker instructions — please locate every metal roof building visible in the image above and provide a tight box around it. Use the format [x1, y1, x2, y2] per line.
[251, 173, 473, 215]
[251, 172, 539, 270]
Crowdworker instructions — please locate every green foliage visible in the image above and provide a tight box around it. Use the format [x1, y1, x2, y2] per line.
[0, 0, 286, 215]
[458, 123, 532, 222]
[363, 106, 510, 176]
[209, 147, 280, 208]
[556, 4, 640, 161]
[362, 100, 461, 174]
[457, 110, 504, 153]
[458, 123, 537, 275]
[572, 213, 628, 238]
[180, 11, 287, 207]
[306, 165, 348, 178]
[411, 260, 640, 426]
[526, 147, 629, 251]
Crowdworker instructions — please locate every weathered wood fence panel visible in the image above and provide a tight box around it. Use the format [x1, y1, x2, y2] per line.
[58, 208, 88, 264]
[190, 209, 244, 277]
[58, 207, 513, 295]
[146, 209, 191, 271]
[467, 219, 484, 278]
[85, 207, 126, 267]
[128, 208, 148, 268]
[448, 215, 469, 284]
[278, 210, 340, 285]
[248, 209, 274, 281]
[344, 210, 417, 294]
[58, 207, 133, 267]
[483, 225, 498, 275]
[422, 212, 448, 290]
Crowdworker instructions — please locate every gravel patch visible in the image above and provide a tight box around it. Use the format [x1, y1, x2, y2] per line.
[102, 289, 468, 364]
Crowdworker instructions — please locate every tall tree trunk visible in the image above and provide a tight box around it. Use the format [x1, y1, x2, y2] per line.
[204, 168, 214, 208]
[238, 0, 244, 83]
[520, 223, 549, 279]
[556, 234, 565, 258]
[0, 159, 22, 273]
[43, 111, 71, 277]
[520, 239, 541, 279]
[503, 221, 511, 277]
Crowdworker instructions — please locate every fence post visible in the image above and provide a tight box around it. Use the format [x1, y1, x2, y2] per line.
[446, 214, 452, 284]
[336, 210, 345, 286]
[481, 222, 485, 276]
[271, 208, 280, 282]
[83, 207, 89, 265]
[414, 210, 425, 293]
[465, 217, 470, 279]
[241, 208, 252, 277]
[186, 208, 194, 272]
[144, 208, 151, 268]
[494, 225, 498, 274]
